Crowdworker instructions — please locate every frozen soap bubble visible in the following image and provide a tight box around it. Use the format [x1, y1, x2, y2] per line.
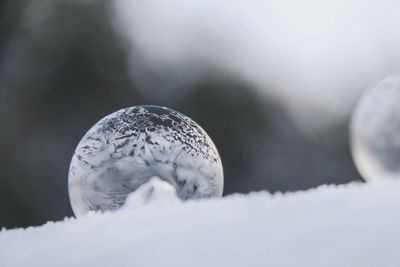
[68, 105, 223, 217]
[351, 76, 400, 182]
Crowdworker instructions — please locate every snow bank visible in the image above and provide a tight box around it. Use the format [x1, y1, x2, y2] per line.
[1, 181, 400, 267]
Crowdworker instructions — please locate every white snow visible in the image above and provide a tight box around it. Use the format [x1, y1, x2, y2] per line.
[123, 177, 181, 209]
[1, 180, 400, 267]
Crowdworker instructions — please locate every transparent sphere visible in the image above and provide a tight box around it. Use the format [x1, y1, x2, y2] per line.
[68, 106, 223, 217]
[351, 76, 400, 182]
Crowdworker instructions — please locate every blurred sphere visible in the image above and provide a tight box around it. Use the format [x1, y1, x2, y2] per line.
[69, 105, 223, 217]
[351, 76, 400, 182]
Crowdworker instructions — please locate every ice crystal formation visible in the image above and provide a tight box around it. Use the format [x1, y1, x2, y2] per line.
[68, 106, 223, 217]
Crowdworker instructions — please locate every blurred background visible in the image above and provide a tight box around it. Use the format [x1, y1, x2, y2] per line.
[2, 0, 400, 228]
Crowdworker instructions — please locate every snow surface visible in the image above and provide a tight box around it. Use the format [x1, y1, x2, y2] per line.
[1, 180, 400, 267]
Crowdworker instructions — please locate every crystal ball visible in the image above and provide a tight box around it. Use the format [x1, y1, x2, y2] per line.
[68, 105, 223, 216]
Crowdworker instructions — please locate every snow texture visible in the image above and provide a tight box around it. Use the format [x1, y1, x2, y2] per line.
[1, 180, 400, 267]
[123, 177, 181, 209]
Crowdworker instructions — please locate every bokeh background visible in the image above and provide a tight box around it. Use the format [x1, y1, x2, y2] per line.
[2, 0, 400, 228]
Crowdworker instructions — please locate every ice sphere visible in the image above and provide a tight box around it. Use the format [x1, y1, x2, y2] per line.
[351, 76, 400, 182]
[68, 105, 224, 217]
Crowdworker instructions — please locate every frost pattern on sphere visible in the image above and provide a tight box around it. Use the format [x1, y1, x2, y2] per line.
[351, 76, 400, 182]
[68, 106, 223, 217]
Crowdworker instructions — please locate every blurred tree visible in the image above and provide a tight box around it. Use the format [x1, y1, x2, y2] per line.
[0, 0, 362, 228]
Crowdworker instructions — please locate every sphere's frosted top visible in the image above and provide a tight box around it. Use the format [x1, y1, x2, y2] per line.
[68, 106, 223, 217]
[351, 76, 400, 182]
